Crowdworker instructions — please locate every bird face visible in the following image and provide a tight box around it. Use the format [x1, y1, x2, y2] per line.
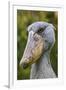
[20, 31, 44, 69]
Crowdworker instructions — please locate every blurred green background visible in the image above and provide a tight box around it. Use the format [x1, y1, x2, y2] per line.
[17, 10, 58, 80]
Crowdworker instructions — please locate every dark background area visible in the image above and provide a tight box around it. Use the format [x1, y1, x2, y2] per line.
[17, 10, 58, 80]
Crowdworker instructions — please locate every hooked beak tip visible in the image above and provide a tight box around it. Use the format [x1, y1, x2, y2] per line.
[19, 61, 28, 69]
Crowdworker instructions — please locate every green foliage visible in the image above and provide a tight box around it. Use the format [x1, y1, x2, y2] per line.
[17, 10, 58, 80]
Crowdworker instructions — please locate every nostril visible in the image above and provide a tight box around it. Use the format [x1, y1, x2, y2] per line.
[22, 63, 28, 69]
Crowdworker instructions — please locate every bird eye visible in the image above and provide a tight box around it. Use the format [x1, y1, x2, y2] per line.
[37, 28, 44, 35]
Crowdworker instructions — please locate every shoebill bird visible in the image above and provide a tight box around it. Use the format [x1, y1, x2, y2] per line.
[20, 22, 56, 79]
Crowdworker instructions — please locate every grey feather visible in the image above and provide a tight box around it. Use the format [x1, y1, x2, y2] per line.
[27, 22, 56, 79]
[20, 22, 56, 79]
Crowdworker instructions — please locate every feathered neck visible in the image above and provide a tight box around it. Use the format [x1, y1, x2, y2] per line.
[30, 51, 56, 79]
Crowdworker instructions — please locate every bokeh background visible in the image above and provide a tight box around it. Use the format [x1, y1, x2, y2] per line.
[17, 10, 58, 80]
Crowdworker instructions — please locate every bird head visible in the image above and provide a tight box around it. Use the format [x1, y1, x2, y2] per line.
[19, 22, 55, 69]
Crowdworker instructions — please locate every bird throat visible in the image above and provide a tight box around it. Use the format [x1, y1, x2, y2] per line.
[30, 51, 56, 79]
